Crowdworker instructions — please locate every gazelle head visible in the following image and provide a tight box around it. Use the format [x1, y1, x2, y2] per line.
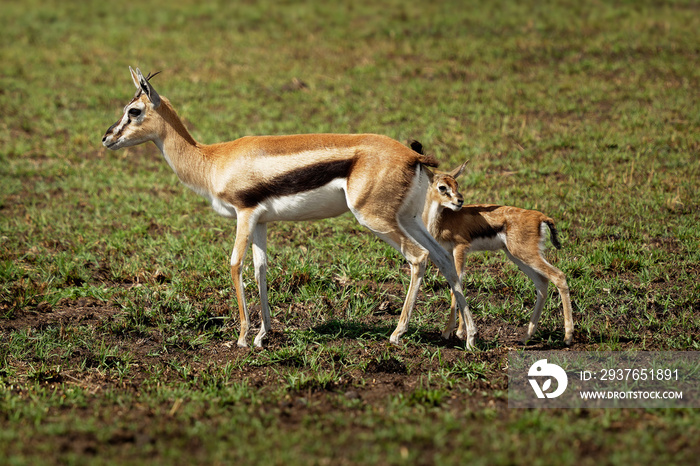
[102, 67, 162, 150]
[429, 161, 468, 211]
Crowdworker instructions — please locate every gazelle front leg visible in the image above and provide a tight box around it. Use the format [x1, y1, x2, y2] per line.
[251, 223, 271, 347]
[230, 210, 258, 348]
[403, 218, 477, 349]
[442, 245, 466, 339]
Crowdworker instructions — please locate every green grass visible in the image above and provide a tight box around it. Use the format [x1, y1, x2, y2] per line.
[1, 0, 699, 464]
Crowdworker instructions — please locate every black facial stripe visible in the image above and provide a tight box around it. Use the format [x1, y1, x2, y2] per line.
[237, 159, 355, 209]
[105, 114, 131, 140]
[106, 120, 119, 135]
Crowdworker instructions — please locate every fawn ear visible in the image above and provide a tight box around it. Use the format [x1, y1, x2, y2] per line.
[450, 160, 469, 179]
[130, 66, 162, 108]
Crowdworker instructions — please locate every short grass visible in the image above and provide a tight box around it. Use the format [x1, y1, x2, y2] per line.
[1, 0, 699, 464]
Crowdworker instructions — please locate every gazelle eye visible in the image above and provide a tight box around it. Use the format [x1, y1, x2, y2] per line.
[128, 108, 142, 117]
[438, 185, 447, 193]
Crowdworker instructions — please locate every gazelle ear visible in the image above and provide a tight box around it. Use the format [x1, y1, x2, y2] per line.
[131, 67, 162, 108]
[129, 66, 140, 90]
[449, 160, 469, 179]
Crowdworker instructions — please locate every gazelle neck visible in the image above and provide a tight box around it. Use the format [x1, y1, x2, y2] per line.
[153, 97, 212, 196]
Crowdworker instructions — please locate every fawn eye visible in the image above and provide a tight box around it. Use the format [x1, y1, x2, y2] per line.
[128, 108, 142, 117]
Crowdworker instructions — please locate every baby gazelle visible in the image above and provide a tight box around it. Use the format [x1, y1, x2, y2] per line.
[424, 162, 574, 345]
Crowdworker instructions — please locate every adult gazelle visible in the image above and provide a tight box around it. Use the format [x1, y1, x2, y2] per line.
[102, 67, 477, 349]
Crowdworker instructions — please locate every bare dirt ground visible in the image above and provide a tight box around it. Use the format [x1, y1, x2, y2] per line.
[2, 266, 698, 464]
[0, 278, 672, 405]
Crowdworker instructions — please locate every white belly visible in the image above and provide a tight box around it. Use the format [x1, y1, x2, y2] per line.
[468, 232, 507, 252]
[210, 195, 238, 218]
[257, 178, 350, 222]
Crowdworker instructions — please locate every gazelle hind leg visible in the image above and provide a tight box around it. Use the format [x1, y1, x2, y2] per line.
[348, 212, 429, 345]
[524, 274, 548, 344]
[506, 250, 574, 344]
[390, 253, 428, 345]
[551, 267, 573, 345]
[525, 257, 573, 345]
[252, 223, 271, 348]
[505, 252, 547, 344]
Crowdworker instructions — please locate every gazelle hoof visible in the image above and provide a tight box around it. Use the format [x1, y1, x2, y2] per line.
[459, 332, 477, 350]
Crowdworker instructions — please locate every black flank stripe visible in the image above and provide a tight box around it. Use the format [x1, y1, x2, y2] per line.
[238, 158, 355, 208]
